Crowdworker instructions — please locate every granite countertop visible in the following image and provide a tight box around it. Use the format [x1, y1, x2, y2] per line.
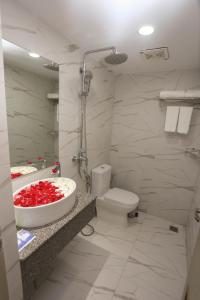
[18, 192, 93, 261]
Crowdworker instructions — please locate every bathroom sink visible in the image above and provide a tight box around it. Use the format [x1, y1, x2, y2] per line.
[13, 177, 76, 228]
[11, 166, 38, 178]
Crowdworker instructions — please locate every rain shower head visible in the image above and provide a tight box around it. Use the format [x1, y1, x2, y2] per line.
[43, 62, 59, 71]
[81, 47, 127, 97]
[104, 52, 128, 65]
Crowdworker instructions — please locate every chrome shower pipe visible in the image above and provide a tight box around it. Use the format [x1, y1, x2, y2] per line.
[81, 46, 117, 95]
[77, 46, 118, 191]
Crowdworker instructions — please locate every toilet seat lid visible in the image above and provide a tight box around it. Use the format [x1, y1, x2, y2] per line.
[104, 188, 139, 207]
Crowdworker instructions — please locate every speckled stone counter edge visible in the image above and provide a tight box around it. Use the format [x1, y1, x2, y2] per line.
[19, 193, 93, 261]
[20, 198, 96, 300]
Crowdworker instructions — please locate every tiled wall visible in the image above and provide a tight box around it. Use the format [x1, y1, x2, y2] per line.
[111, 70, 200, 225]
[186, 171, 200, 268]
[0, 5, 23, 300]
[0, 247, 9, 299]
[5, 64, 57, 165]
[59, 63, 114, 196]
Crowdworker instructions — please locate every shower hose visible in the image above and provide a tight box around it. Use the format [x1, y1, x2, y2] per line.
[81, 223, 95, 236]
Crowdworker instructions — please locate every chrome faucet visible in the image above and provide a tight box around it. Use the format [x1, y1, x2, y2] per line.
[41, 158, 47, 169]
[51, 162, 61, 177]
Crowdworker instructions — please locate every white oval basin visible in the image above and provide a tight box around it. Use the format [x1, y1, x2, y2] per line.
[13, 177, 76, 228]
[11, 166, 38, 176]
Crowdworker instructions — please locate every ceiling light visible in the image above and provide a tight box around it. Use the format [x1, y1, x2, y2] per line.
[139, 25, 154, 36]
[29, 52, 40, 58]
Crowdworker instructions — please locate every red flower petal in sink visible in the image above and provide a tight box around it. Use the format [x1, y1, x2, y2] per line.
[11, 173, 23, 180]
[14, 181, 64, 207]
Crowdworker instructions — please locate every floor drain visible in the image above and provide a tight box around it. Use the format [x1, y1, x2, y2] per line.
[169, 225, 179, 233]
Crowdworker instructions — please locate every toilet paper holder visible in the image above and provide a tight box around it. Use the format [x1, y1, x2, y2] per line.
[195, 208, 200, 222]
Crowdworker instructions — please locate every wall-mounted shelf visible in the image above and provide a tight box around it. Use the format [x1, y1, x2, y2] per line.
[159, 90, 200, 109]
[47, 93, 59, 101]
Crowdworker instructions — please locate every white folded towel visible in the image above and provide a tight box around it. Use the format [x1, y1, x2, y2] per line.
[177, 106, 193, 134]
[165, 106, 180, 132]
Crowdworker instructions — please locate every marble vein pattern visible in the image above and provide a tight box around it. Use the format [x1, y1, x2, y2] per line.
[5, 64, 58, 165]
[31, 213, 187, 300]
[186, 171, 200, 268]
[0, 5, 23, 299]
[111, 70, 200, 225]
[59, 63, 114, 197]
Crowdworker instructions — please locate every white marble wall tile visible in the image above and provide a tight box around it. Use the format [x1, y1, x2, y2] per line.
[6, 261, 23, 300]
[86, 67, 114, 172]
[186, 170, 200, 268]
[111, 70, 200, 225]
[0, 4, 23, 299]
[0, 248, 9, 299]
[1, 223, 19, 272]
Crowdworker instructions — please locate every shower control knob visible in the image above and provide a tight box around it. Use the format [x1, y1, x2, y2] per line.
[72, 154, 88, 163]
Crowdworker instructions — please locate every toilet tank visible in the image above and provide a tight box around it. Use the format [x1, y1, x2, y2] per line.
[92, 164, 112, 198]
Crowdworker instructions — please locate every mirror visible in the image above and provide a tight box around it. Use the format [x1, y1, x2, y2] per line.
[2, 40, 59, 179]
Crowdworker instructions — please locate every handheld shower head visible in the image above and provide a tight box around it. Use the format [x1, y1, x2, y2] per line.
[104, 52, 128, 65]
[82, 70, 93, 96]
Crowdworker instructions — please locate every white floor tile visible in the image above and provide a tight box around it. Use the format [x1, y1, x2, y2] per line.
[31, 214, 187, 300]
[94, 254, 126, 291]
[86, 287, 114, 300]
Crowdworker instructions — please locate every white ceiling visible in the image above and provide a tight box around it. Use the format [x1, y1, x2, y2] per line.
[2, 39, 59, 80]
[19, 0, 200, 73]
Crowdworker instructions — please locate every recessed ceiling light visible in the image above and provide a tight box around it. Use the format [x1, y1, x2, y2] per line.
[29, 52, 40, 58]
[139, 25, 154, 36]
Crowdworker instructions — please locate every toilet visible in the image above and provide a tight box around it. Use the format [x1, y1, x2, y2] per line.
[92, 164, 139, 226]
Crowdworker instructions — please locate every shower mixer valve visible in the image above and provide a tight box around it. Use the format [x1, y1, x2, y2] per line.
[72, 152, 88, 164]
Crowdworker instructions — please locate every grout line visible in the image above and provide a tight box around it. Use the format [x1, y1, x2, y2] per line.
[2, 220, 16, 233]
[110, 213, 147, 300]
[6, 259, 19, 273]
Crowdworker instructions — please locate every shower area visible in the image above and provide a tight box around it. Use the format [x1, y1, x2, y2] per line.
[72, 46, 128, 191]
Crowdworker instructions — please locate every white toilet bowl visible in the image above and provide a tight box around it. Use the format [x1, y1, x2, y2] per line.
[96, 188, 139, 226]
[92, 164, 140, 227]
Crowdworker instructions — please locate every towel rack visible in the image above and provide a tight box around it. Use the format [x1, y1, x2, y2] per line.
[158, 98, 200, 109]
[158, 90, 200, 108]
